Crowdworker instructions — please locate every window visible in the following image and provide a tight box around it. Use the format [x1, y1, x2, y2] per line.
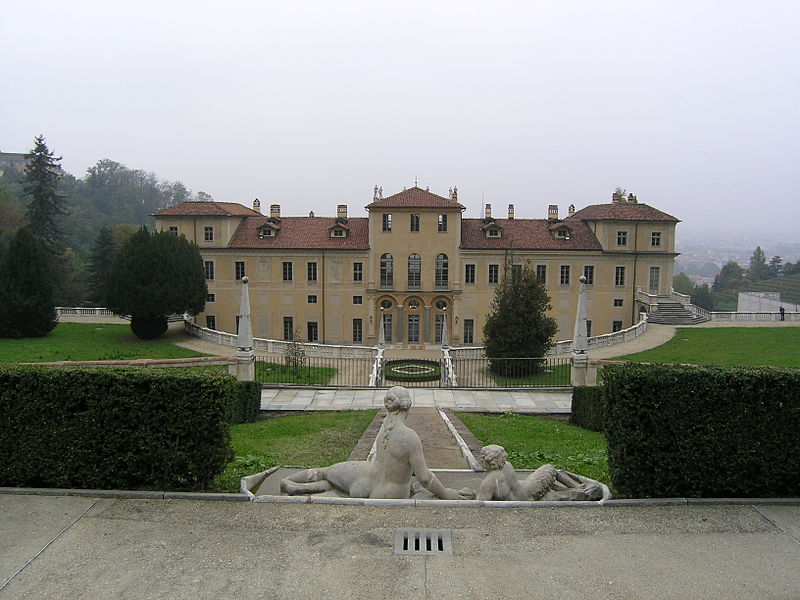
[511, 264, 522, 281]
[408, 253, 421, 288]
[204, 226, 214, 242]
[307, 322, 318, 342]
[617, 231, 628, 246]
[583, 265, 594, 285]
[465, 264, 475, 284]
[613, 298, 624, 307]
[381, 299, 393, 309]
[381, 313, 393, 343]
[487, 228, 500, 238]
[612, 320, 623, 332]
[382, 214, 392, 232]
[307, 261, 317, 282]
[283, 317, 294, 340]
[352, 318, 363, 342]
[463, 319, 474, 344]
[204, 261, 215, 280]
[353, 295, 363, 305]
[651, 231, 662, 247]
[168, 226, 178, 235]
[380, 253, 394, 287]
[560, 265, 570, 285]
[407, 299, 420, 310]
[586, 320, 592, 337]
[536, 265, 547, 282]
[205, 315, 216, 330]
[235, 261, 246, 280]
[615, 266, 626, 286]
[331, 228, 345, 238]
[488, 264, 499, 284]
[649, 266, 660, 293]
[206, 293, 215, 302]
[353, 262, 363, 282]
[435, 314, 445, 344]
[407, 314, 420, 343]
[282, 262, 293, 281]
[435, 300, 447, 310]
[410, 214, 420, 232]
[307, 295, 317, 304]
[437, 214, 447, 232]
[435, 253, 449, 287]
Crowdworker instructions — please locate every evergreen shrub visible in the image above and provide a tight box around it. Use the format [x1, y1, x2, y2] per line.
[571, 386, 606, 432]
[603, 363, 800, 498]
[0, 366, 257, 491]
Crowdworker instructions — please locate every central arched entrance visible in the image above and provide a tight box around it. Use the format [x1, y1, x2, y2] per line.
[374, 294, 452, 347]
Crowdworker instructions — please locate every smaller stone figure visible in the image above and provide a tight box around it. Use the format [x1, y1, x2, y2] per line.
[477, 445, 602, 502]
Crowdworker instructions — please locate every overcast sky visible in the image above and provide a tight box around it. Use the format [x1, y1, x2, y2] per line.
[2, 1, 798, 239]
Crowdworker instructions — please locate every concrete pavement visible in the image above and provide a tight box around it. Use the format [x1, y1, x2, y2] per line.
[1, 494, 799, 599]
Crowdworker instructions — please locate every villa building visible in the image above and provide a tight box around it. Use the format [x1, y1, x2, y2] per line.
[154, 186, 679, 347]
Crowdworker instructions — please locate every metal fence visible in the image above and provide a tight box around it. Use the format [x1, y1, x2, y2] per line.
[451, 356, 572, 388]
[254, 354, 374, 387]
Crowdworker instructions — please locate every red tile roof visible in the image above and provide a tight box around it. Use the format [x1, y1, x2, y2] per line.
[461, 219, 603, 251]
[154, 201, 262, 217]
[366, 186, 465, 210]
[568, 203, 679, 223]
[230, 217, 369, 250]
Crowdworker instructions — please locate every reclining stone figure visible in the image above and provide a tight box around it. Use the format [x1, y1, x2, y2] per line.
[281, 386, 475, 500]
[476, 444, 602, 502]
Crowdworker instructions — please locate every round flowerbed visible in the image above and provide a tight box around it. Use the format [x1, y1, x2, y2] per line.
[384, 359, 441, 383]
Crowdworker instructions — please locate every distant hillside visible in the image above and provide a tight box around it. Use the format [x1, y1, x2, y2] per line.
[748, 274, 800, 304]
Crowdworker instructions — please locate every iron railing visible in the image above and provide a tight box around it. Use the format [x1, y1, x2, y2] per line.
[254, 354, 374, 387]
[451, 356, 572, 388]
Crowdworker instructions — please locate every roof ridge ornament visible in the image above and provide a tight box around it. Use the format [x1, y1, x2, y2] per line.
[450, 186, 458, 201]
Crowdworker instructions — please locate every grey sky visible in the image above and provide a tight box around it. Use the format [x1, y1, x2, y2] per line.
[2, 1, 798, 238]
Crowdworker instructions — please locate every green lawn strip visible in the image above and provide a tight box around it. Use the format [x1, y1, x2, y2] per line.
[493, 363, 571, 387]
[255, 361, 336, 385]
[456, 412, 610, 486]
[209, 410, 377, 492]
[612, 327, 800, 367]
[0, 322, 208, 362]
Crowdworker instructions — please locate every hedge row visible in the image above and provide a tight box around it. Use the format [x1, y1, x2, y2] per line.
[603, 363, 800, 498]
[0, 366, 259, 491]
[571, 386, 606, 432]
[384, 360, 441, 382]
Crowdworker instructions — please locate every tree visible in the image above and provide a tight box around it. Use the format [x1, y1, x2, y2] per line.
[483, 262, 557, 376]
[713, 261, 744, 291]
[105, 227, 207, 339]
[86, 226, 118, 305]
[748, 246, 770, 282]
[22, 135, 66, 253]
[672, 272, 695, 296]
[691, 284, 715, 311]
[769, 256, 784, 278]
[0, 227, 57, 337]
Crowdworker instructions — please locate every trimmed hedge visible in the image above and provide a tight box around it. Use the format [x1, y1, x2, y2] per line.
[603, 363, 800, 498]
[0, 366, 256, 491]
[231, 380, 262, 425]
[384, 359, 441, 383]
[571, 386, 606, 432]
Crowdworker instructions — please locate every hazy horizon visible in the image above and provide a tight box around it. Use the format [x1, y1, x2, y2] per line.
[3, 2, 798, 238]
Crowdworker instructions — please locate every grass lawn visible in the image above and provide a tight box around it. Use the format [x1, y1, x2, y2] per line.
[493, 363, 572, 387]
[612, 327, 800, 367]
[0, 322, 207, 362]
[255, 361, 337, 385]
[456, 412, 610, 485]
[210, 410, 377, 492]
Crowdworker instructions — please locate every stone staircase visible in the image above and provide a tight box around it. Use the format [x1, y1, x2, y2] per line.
[647, 302, 709, 325]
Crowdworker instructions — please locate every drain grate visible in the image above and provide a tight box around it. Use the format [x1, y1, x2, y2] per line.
[394, 528, 453, 556]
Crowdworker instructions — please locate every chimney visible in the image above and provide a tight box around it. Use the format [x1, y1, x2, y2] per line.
[484, 203, 492, 219]
[628, 193, 638, 204]
[548, 204, 559, 220]
[568, 204, 575, 217]
[507, 204, 515, 220]
[337, 204, 348, 220]
[270, 204, 280, 219]
[252, 198, 261, 214]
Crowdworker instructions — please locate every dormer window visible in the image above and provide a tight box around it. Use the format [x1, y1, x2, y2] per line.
[257, 222, 280, 238]
[551, 225, 572, 240]
[486, 228, 501, 238]
[331, 228, 346, 238]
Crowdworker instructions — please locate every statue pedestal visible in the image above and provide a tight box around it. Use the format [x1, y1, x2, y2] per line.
[571, 351, 596, 386]
[236, 349, 255, 381]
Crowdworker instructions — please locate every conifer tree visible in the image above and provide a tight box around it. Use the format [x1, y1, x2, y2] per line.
[22, 135, 66, 253]
[0, 227, 57, 337]
[105, 227, 207, 339]
[86, 226, 118, 305]
[483, 262, 557, 375]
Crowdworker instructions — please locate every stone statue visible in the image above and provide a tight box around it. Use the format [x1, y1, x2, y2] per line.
[476, 445, 602, 502]
[281, 387, 475, 500]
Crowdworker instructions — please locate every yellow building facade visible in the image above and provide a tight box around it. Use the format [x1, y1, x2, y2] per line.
[154, 186, 679, 347]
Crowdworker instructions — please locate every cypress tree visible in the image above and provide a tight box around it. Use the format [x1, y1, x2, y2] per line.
[86, 226, 118, 305]
[0, 227, 58, 337]
[483, 262, 558, 375]
[22, 135, 66, 254]
[105, 227, 207, 339]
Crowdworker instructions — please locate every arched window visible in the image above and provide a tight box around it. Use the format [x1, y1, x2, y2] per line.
[435, 253, 449, 288]
[380, 253, 393, 287]
[408, 253, 421, 288]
